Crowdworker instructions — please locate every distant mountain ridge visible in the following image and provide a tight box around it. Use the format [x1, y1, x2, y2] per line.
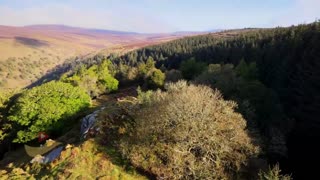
[24, 24, 140, 35]
[173, 29, 223, 35]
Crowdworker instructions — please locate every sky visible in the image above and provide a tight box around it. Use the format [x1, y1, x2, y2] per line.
[0, 0, 319, 33]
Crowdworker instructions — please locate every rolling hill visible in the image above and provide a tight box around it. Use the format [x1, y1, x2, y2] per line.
[0, 24, 193, 89]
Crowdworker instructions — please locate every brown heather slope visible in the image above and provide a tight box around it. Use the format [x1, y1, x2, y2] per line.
[0, 25, 192, 89]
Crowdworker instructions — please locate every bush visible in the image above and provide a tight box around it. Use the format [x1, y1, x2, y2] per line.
[8, 81, 91, 143]
[120, 81, 260, 179]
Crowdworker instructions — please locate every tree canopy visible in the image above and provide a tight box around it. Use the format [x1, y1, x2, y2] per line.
[8, 81, 91, 143]
[119, 81, 260, 179]
[62, 59, 118, 97]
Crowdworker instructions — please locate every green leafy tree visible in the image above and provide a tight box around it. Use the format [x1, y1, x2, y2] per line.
[145, 56, 156, 72]
[0, 89, 20, 141]
[137, 56, 155, 79]
[236, 59, 258, 80]
[63, 59, 118, 97]
[8, 81, 91, 143]
[147, 69, 165, 88]
[97, 60, 119, 93]
[137, 62, 147, 78]
[180, 58, 206, 80]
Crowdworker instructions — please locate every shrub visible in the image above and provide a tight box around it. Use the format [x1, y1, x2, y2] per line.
[8, 81, 91, 143]
[120, 81, 260, 179]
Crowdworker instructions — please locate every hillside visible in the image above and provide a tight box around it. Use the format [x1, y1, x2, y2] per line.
[0, 24, 189, 61]
[0, 25, 191, 89]
[2, 22, 319, 179]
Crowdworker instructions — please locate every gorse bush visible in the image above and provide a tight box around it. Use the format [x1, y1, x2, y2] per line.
[120, 81, 260, 179]
[8, 81, 91, 143]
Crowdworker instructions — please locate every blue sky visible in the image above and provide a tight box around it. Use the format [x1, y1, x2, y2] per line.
[0, 0, 319, 33]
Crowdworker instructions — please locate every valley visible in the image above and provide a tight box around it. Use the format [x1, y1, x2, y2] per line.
[0, 0, 319, 179]
[0, 25, 193, 89]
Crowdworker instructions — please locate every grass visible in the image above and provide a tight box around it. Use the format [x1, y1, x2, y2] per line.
[0, 139, 147, 180]
[47, 139, 146, 179]
[0, 91, 146, 179]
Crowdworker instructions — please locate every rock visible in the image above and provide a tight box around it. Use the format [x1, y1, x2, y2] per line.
[45, 139, 56, 147]
[30, 146, 64, 164]
[80, 108, 104, 139]
[43, 146, 64, 164]
[65, 144, 73, 149]
[30, 154, 45, 164]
